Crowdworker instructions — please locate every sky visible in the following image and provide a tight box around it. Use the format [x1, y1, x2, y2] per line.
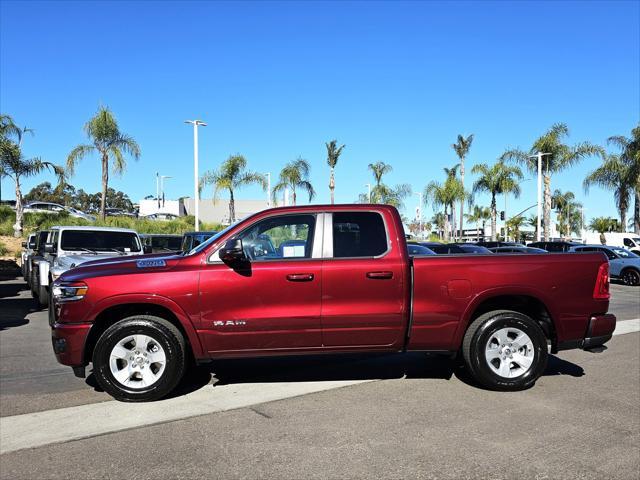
[1, 0, 638, 226]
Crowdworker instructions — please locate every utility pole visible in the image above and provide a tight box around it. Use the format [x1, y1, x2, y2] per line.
[266, 172, 271, 207]
[160, 175, 172, 208]
[530, 153, 551, 242]
[365, 183, 371, 203]
[156, 172, 160, 209]
[185, 120, 207, 231]
[415, 192, 423, 239]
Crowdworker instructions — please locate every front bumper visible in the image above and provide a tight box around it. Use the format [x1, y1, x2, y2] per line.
[557, 314, 616, 351]
[51, 322, 91, 367]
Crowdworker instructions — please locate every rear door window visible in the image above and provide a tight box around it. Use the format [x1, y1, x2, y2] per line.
[332, 212, 388, 258]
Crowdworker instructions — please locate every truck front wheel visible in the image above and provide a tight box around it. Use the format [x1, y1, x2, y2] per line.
[462, 310, 548, 391]
[92, 315, 186, 402]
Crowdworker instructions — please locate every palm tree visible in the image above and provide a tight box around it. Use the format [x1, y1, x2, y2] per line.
[506, 216, 526, 242]
[583, 154, 630, 232]
[552, 189, 582, 239]
[431, 212, 446, 240]
[425, 174, 466, 242]
[589, 217, 618, 244]
[443, 164, 461, 239]
[501, 123, 603, 241]
[471, 161, 523, 241]
[325, 140, 345, 204]
[1, 141, 65, 236]
[465, 205, 491, 241]
[201, 154, 266, 223]
[272, 157, 315, 206]
[67, 106, 141, 220]
[527, 214, 539, 240]
[607, 126, 640, 234]
[368, 162, 393, 188]
[452, 134, 474, 240]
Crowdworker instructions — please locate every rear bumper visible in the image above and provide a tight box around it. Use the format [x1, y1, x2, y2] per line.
[557, 314, 616, 351]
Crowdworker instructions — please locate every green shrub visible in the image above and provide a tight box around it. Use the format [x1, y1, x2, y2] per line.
[0, 241, 8, 256]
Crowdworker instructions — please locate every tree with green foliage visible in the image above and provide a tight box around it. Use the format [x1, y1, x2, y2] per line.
[425, 169, 467, 242]
[362, 162, 411, 209]
[1, 135, 65, 236]
[325, 140, 345, 204]
[272, 157, 315, 206]
[501, 123, 603, 241]
[583, 153, 630, 232]
[606, 126, 640, 234]
[589, 216, 618, 244]
[67, 106, 141, 220]
[471, 161, 523, 241]
[506, 215, 526, 242]
[551, 189, 582, 238]
[452, 134, 474, 240]
[201, 154, 266, 223]
[465, 205, 491, 241]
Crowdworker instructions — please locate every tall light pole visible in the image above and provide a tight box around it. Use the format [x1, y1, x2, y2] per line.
[415, 192, 423, 239]
[266, 172, 271, 207]
[160, 175, 172, 207]
[365, 184, 371, 203]
[185, 120, 207, 231]
[155, 172, 160, 209]
[530, 153, 551, 241]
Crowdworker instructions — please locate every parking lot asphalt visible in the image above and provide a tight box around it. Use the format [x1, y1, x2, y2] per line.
[1, 274, 639, 479]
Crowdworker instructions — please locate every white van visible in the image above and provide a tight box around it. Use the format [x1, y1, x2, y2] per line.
[583, 231, 640, 253]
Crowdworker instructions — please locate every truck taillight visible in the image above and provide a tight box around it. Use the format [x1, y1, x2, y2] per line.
[593, 263, 610, 300]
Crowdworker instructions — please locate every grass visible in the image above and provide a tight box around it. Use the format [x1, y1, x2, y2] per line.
[0, 206, 223, 238]
[0, 241, 8, 256]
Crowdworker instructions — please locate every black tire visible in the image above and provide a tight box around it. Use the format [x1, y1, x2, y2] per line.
[621, 268, 640, 287]
[92, 315, 186, 402]
[38, 284, 49, 307]
[462, 309, 548, 391]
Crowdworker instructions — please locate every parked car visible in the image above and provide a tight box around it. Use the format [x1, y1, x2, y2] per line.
[181, 231, 218, 253]
[490, 246, 548, 254]
[50, 204, 615, 401]
[23, 201, 95, 221]
[407, 243, 436, 256]
[140, 234, 183, 253]
[143, 213, 179, 221]
[528, 241, 581, 253]
[20, 233, 36, 280]
[450, 243, 493, 254]
[582, 232, 640, 254]
[34, 226, 148, 307]
[472, 241, 525, 249]
[569, 244, 640, 286]
[105, 208, 137, 218]
[28, 230, 51, 298]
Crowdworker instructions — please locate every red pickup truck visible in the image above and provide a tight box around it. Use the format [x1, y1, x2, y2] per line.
[50, 204, 616, 401]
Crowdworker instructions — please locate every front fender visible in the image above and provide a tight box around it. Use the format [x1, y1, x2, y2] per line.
[86, 293, 205, 359]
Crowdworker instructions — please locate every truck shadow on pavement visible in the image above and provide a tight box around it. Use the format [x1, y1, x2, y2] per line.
[0, 278, 36, 331]
[84, 351, 586, 399]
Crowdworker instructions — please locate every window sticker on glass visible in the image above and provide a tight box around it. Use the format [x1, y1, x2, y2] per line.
[283, 245, 305, 257]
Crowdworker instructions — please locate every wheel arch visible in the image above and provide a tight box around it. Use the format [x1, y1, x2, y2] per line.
[455, 288, 559, 352]
[83, 299, 205, 365]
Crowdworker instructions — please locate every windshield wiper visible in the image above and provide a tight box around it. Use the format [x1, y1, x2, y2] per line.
[72, 247, 98, 255]
[101, 248, 127, 255]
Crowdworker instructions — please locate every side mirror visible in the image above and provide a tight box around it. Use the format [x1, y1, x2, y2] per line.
[44, 243, 56, 254]
[219, 238, 246, 265]
[28, 241, 36, 249]
[143, 245, 153, 254]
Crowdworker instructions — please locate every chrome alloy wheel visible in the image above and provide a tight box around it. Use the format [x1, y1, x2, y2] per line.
[484, 327, 534, 379]
[109, 334, 167, 388]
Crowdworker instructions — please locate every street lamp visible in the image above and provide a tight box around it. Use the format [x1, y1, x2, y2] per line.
[414, 192, 423, 238]
[266, 172, 271, 207]
[365, 184, 371, 203]
[185, 120, 207, 231]
[160, 175, 172, 207]
[529, 153, 551, 241]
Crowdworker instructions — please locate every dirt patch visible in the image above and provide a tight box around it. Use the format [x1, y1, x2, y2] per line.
[0, 235, 23, 261]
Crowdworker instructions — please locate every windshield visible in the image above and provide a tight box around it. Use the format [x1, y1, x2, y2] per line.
[60, 230, 141, 252]
[611, 247, 639, 259]
[187, 222, 240, 255]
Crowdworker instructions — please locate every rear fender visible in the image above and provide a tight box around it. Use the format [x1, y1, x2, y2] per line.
[87, 294, 205, 358]
[452, 286, 561, 348]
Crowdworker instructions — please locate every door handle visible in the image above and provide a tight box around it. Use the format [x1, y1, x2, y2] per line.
[286, 273, 314, 282]
[366, 271, 393, 280]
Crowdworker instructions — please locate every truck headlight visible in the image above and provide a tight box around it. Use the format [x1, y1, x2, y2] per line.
[52, 282, 88, 302]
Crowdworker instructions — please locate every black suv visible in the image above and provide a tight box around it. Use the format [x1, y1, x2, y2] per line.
[528, 241, 581, 252]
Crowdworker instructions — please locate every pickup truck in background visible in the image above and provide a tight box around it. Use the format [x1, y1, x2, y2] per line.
[36, 226, 149, 307]
[50, 205, 616, 402]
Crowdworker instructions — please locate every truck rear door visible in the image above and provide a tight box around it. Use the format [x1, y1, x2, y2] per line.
[321, 210, 408, 348]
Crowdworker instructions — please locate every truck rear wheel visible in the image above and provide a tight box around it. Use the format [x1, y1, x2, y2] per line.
[92, 315, 186, 402]
[37, 284, 49, 307]
[462, 310, 548, 391]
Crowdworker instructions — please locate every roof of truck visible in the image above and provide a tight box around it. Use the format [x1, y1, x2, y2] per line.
[49, 226, 138, 233]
